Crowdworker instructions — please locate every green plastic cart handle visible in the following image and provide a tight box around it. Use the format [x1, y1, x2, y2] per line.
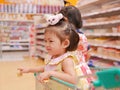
[34, 73, 76, 89]
[93, 67, 120, 89]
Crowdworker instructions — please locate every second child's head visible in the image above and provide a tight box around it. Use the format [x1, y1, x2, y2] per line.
[44, 21, 79, 57]
[59, 5, 82, 29]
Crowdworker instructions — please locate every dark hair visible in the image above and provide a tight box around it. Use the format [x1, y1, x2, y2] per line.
[59, 5, 82, 29]
[45, 21, 79, 51]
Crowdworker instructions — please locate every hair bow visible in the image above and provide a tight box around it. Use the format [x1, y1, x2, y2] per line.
[47, 13, 63, 25]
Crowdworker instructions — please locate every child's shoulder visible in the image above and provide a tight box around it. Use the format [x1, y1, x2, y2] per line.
[48, 52, 77, 65]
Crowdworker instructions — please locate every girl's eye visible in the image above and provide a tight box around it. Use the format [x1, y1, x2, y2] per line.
[44, 40, 47, 43]
[44, 40, 54, 43]
[50, 40, 54, 42]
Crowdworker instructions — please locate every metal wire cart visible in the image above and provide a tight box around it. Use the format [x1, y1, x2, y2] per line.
[34, 67, 120, 90]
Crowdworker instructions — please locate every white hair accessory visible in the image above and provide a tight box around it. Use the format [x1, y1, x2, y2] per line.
[47, 13, 64, 25]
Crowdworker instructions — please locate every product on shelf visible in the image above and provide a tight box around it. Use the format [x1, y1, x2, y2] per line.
[0, 0, 64, 14]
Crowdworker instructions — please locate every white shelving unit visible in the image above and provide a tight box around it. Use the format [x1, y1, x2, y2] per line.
[83, 20, 120, 29]
[0, 19, 33, 60]
[77, 0, 120, 66]
[2, 40, 30, 51]
[82, 7, 120, 19]
[0, 20, 33, 52]
[35, 27, 46, 59]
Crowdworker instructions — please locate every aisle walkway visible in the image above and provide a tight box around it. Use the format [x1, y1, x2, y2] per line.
[0, 57, 44, 90]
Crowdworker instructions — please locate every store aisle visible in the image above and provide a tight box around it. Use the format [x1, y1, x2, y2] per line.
[0, 57, 44, 90]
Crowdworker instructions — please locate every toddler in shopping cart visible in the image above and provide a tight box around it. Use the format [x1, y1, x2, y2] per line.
[18, 17, 80, 85]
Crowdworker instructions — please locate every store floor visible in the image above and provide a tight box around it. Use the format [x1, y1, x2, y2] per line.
[0, 56, 44, 90]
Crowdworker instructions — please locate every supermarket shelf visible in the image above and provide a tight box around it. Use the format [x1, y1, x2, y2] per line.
[10, 40, 29, 42]
[1, 19, 32, 52]
[1, 26, 31, 27]
[2, 43, 29, 46]
[77, 0, 113, 10]
[83, 20, 120, 29]
[82, 7, 120, 19]
[2, 48, 29, 51]
[36, 41, 45, 46]
[0, 12, 39, 15]
[91, 52, 120, 62]
[77, 0, 120, 65]
[36, 35, 44, 39]
[89, 43, 120, 49]
[85, 33, 120, 37]
[36, 30, 45, 34]
[0, 19, 33, 22]
[35, 24, 48, 29]
[36, 46, 47, 53]
[0, 3, 63, 14]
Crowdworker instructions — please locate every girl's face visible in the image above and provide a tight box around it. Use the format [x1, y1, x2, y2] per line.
[44, 32, 66, 58]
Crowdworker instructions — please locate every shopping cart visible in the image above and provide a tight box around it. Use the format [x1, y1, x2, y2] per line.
[34, 67, 120, 90]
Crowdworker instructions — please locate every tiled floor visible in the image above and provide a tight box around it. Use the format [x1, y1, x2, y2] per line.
[0, 56, 44, 90]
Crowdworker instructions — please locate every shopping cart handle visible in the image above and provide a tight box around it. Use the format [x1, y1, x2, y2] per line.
[92, 80, 102, 87]
[93, 67, 120, 89]
[34, 72, 76, 89]
[50, 76, 76, 89]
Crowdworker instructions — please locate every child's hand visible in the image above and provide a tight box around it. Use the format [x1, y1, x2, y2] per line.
[37, 72, 50, 83]
[17, 67, 30, 73]
[17, 70, 23, 77]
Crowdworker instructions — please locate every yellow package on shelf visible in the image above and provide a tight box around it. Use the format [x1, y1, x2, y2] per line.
[66, 0, 78, 6]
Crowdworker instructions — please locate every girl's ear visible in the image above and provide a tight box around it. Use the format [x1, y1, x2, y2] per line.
[62, 39, 70, 48]
[64, 17, 68, 21]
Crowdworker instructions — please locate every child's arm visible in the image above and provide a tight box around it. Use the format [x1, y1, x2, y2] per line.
[37, 57, 77, 84]
[17, 65, 45, 73]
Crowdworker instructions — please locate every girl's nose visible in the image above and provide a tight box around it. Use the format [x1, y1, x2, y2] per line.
[45, 42, 50, 47]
